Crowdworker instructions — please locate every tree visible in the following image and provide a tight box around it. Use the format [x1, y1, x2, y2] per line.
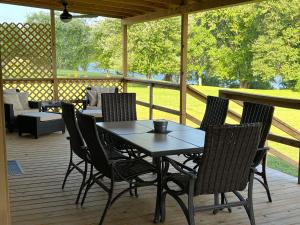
[252, 0, 300, 85]
[128, 17, 181, 80]
[27, 12, 93, 71]
[91, 18, 122, 72]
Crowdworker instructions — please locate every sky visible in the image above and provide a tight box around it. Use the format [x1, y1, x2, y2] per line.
[0, 3, 49, 23]
[0, 3, 103, 24]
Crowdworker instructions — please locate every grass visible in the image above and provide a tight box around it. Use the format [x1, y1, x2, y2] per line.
[127, 83, 300, 177]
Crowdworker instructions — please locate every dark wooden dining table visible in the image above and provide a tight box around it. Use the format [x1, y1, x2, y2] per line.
[96, 120, 205, 223]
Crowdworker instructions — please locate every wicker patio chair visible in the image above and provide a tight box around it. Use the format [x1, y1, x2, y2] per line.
[61, 102, 126, 204]
[161, 123, 262, 225]
[183, 96, 229, 165]
[101, 93, 141, 160]
[101, 93, 137, 122]
[240, 101, 274, 202]
[61, 102, 90, 204]
[76, 112, 156, 225]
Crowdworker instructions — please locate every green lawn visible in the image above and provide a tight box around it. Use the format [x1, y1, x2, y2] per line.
[128, 84, 300, 177]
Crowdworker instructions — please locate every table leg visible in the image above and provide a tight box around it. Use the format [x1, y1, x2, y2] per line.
[154, 156, 163, 223]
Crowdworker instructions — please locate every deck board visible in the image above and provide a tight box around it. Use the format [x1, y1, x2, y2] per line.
[6, 132, 300, 225]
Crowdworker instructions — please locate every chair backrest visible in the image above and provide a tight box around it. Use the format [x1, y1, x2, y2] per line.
[76, 111, 110, 176]
[200, 96, 229, 131]
[195, 123, 261, 195]
[61, 102, 87, 160]
[101, 93, 137, 122]
[240, 101, 274, 148]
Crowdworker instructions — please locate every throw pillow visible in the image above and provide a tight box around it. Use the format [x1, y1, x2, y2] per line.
[87, 90, 97, 106]
[91, 86, 116, 94]
[18, 92, 30, 110]
[3, 93, 23, 110]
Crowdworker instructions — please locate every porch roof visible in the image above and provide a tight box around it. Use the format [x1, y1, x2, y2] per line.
[0, 0, 258, 24]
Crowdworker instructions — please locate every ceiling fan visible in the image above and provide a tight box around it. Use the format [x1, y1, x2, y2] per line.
[60, 0, 98, 23]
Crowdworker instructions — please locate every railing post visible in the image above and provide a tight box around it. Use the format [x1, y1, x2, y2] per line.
[122, 24, 128, 93]
[149, 84, 154, 120]
[50, 10, 58, 101]
[179, 13, 188, 125]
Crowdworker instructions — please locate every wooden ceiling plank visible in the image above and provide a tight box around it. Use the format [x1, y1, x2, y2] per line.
[0, 0, 131, 18]
[122, 0, 259, 25]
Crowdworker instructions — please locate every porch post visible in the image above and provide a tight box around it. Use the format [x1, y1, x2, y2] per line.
[50, 9, 58, 101]
[0, 50, 11, 224]
[122, 24, 128, 93]
[179, 13, 188, 124]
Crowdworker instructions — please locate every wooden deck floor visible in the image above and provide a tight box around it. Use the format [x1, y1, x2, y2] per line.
[6, 132, 300, 225]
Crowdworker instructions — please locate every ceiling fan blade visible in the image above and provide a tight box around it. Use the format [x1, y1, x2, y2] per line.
[72, 15, 98, 18]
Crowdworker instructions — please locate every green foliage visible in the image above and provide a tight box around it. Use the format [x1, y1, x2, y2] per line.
[27, 13, 93, 71]
[91, 18, 122, 72]
[25, 0, 300, 87]
[128, 18, 181, 80]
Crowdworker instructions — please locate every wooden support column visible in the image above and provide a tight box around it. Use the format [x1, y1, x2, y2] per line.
[0, 49, 11, 225]
[50, 10, 58, 101]
[298, 149, 300, 184]
[179, 13, 188, 124]
[122, 24, 128, 93]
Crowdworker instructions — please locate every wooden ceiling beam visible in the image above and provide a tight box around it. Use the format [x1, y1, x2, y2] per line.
[122, 0, 259, 25]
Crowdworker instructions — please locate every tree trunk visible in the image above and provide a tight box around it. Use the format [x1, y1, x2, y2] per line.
[164, 74, 173, 82]
[240, 80, 248, 88]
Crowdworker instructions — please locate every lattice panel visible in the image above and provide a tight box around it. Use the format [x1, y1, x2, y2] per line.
[58, 79, 124, 108]
[0, 23, 53, 79]
[3, 81, 54, 101]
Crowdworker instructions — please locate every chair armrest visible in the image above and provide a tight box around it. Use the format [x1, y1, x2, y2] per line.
[163, 157, 197, 179]
[4, 103, 14, 120]
[29, 101, 42, 111]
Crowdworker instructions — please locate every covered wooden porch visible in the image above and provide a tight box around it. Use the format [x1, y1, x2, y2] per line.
[7, 132, 300, 225]
[1, 0, 300, 225]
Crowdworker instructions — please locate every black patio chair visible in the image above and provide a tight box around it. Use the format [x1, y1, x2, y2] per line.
[101, 93, 137, 122]
[61, 102, 90, 204]
[76, 111, 156, 225]
[183, 96, 229, 165]
[240, 101, 274, 202]
[101, 92, 141, 160]
[161, 123, 262, 225]
[61, 102, 126, 204]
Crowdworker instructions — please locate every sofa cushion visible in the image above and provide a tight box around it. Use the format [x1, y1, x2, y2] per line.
[3, 93, 23, 110]
[18, 92, 30, 110]
[14, 109, 39, 117]
[3, 89, 18, 94]
[19, 112, 62, 122]
[87, 90, 97, 106]
[81, 109, 102, 118]
[86, 105, 101, 110]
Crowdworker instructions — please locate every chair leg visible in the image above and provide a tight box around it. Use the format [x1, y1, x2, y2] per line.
[247, 172, 256, 225]
[81, 165, 94, 206]
[75, 161, 88, 204]
[187, 191, 195, 225]
[261, 155, 272, 202]
[62, 149, 73, 189]
[99, 180, 114, 225]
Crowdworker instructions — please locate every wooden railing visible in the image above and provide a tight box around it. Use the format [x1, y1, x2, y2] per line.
[219, 90, 300, 184]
